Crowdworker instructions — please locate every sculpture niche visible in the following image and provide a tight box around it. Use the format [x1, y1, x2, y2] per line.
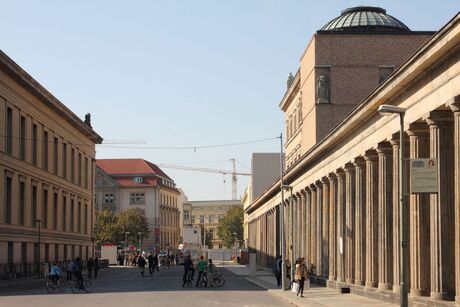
[317, 75, 330, 104]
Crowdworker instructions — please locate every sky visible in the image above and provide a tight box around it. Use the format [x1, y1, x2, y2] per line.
[1, 1, 458, 201]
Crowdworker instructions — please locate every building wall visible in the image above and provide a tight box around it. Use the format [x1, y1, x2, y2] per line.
[0, 58, 100, 267]
[247, 15, 460, 303]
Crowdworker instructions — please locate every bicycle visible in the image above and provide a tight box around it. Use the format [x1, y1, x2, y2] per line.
[213, 271, 225, 287]
[71, 277, 92, 293]
[46, 277, 65, 293]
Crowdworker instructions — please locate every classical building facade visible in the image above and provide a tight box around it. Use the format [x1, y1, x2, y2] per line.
[246, 7, 460, 305]
[95, 159, 180, 252]
[0, 51, 102, 272]
[184, 200, 241, 249]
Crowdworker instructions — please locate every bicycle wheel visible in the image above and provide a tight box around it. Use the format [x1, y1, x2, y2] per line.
[71, 281, 80, 294]
[46, 281, 56, 294]
[83, 279, 92, 293]
[214, 275, 225, 287]
[58, 279, 66, 292]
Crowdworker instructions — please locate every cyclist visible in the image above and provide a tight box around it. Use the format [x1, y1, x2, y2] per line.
[72, 257, 84, 289]
[182, 255, 194, 287]
[207, 259, 217, 287]
[195, 256, 207, 287]
[49, 262, 63, 285]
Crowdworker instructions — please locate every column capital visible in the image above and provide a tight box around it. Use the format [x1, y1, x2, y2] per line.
[353, 156, 366, 168]
[344, 162, 355, 173]
[320, 176, 329, 185]
[424, 110, 453, 127]
[328, 173, 337, 182]
[407, 122, 429, 137]
[363, 149, 378, 161]
[445, 95, 460, 113]
[335, 168, 345, 178]
[376, 141, 392, 155]
[314, 180, 322, 188]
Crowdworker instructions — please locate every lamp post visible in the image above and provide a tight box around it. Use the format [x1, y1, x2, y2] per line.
[35, 219, 42, 278]
[282, 185, 294, 289]
[378, 104, 407, 307]
[138, 232, 142, 253]
[124, 231, 130, 266]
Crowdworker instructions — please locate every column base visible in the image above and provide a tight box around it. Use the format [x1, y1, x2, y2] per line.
[430, 292, 447, 301]
[355, 279, 365, 286]
[328, 275, 336, 281]
[378, 283, 392, 291]
[346, 278, 354, 284]
[337, 277, 344, 283]
[365, 281, 378, 288]
[393, 285, 400, 294]
[410, 288, 425, 297]
[455, 296, 460, 305]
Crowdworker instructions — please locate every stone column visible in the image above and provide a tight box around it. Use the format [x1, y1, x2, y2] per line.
[336, 169, 345, 283]
[310, 185, 317, 270]
[377, 142, 393, 290]
[300, 193, 306, 260]
[354, 157, 366, 286]
[450, 100, 460, 303]
[344, 163, 355, 284]
[316, 181, 323, 277]
[328, 174, 337, 281]
[321, 177, 330, 279]
[305, 187, 311, 269]
[364, 150, 379, 288]
[407, 123, 430, 297]
[425, 111, 455, 300]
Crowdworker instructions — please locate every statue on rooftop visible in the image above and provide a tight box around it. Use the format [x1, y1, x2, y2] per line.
[84, 113, 92, 128]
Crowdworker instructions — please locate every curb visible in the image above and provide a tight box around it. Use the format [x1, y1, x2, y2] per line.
[244, 277, 301, 307]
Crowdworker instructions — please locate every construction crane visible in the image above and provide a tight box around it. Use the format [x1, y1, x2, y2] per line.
[158, 159, 251, 200]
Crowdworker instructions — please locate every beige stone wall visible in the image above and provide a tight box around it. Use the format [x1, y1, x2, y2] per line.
[0, 59, 100, 266]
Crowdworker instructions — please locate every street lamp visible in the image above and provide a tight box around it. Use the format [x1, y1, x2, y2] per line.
[138, 232, 142, 253]
[378, 104, 407, 307]
[124, 231, 130, 266]
[35, 219, 42, 278]
[281, 185, 294, 290]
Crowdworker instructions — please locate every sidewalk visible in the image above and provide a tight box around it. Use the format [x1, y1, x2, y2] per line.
[225, 265, 396, 307]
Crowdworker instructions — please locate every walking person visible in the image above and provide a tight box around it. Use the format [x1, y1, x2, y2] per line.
[147, 253, 155, 276]
[94, 257, 99, 279]
[195, 256, 207, 287]
[182, 255, 194, 287]
[295, 257, 306, 297]
[66, 259, 73, 281]
[153, 254, 159, 272]
[207, 259, 217, 287]
[275, 256, 282, 287]
[137, 254, 146, 277]
[87, 258, 94, 279]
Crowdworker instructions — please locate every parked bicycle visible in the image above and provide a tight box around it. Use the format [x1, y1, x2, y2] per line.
[46, 278, 65, 293]
[71, 278, 92, 293]
[213, 271, 225, 287]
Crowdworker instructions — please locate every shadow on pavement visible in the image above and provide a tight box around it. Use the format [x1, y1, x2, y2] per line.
[0, 266, 267, 296]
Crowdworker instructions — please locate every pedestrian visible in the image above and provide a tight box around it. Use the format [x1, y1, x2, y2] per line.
[137, 255, 146, 277]
[147, 253, 155, 276]
[195, 256, 207, 287]
[66, 259, 73, 281]
[295, 257, 306, 297]
[182, 255, 194, 287]
[87, 257, 94, 279]
[153, 254, 159, 272]
[275, 256, 282, 287]
[94, 257, 99, 279]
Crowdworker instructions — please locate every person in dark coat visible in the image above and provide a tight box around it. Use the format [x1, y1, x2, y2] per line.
[94, 258, 99, 279]
[276, 256, 282, 287]
[87, 258, 94, 279]
[137, 255, 146, 277]
[147, 254, 155, 276]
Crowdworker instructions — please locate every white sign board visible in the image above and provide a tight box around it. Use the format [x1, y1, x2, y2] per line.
[410, 158, 438, 193]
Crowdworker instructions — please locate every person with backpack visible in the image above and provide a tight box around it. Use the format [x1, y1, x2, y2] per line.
[72, 257, 84, 289]
[137, 255, 146, 277]
[147, 253, 155, 276]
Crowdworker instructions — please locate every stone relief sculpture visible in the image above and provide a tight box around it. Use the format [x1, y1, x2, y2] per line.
[317, 75, 330, 103]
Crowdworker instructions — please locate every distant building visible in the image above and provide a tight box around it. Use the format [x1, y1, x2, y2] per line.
[185, 200, 242, 249]
[176, 188, 188, 241]
[95, 159, 180, 252]
[0, 50, 102, 268]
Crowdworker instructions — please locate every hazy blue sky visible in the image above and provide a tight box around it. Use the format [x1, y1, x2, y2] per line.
[1, 1, 458, 200]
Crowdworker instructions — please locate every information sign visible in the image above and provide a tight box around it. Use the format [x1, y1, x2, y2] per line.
[410, 158, 438, 193]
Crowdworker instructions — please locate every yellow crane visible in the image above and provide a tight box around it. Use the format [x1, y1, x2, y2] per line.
[158, 159, 251, 200]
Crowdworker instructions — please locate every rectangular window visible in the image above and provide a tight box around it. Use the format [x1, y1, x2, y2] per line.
[184, 210, 189, 220]
[208, 215, 212, 223]
[6, 107, 12, 154]
[84, 204, 88, 234]
[53, 193, 58, 230]
[130, 192, 145, 204]
[5, 176, 12, 224]
[199, 215, 204, 224]
[43, 131, 48, 171]
[45, 243, 49, 262]
[20, 116, 26, 160]
[77, 202, 81, 233]
[43, 189, 48, 228]
[7, 242, 13, 264]
[84, 157, 89, 189]
[209, 229, 214, 239]
[191, 216, 195, 223]
[32, 185, 37, 226]
[62, 143, 67, 179]
[71, 148, 75, 183]
[54, 137, 58, 175]
[218, 215, 224, 222]
[32, 124, 37, 165]
[104, 193, 115, 204]
[70, 199, 75, 232]
[62, 196, 67, 231]
[78, 153, 82, 186]
[19, 181, 25, 225]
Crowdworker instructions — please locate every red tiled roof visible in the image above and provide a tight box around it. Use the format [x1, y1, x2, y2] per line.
[96, 158, 172, 180]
